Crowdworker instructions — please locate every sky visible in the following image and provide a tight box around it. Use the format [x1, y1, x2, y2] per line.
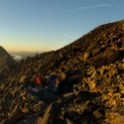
[0, 0, 124, 52]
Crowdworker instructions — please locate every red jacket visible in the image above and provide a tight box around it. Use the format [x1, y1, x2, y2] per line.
[34, 76, 42, 86]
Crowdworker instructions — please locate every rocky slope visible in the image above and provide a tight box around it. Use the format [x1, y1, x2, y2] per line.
[0, 46, 16, 72]
[0, 20, 124, 124]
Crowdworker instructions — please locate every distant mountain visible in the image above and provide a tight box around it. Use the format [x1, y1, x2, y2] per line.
[0, 20, 124, 124]
[0, 46, 16, 72]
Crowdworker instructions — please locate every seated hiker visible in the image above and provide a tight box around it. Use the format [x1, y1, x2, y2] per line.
[26, 73, 45, 96]
[48, 72, 58, 92]
[34, 75, 42, 86]
[56, 68, 66, 95]
[32, 73, 45, 88]
[26, 79, 40, 96]
[46, 68, 66, 95]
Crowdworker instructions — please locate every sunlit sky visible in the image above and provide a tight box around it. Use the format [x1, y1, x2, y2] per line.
[0, 0, 124, 52]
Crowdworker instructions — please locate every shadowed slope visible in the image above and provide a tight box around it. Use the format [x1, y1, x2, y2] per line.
[0, 46, 16, 72]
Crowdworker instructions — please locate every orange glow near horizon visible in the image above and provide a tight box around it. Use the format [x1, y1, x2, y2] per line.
[4, 45, 56, 53]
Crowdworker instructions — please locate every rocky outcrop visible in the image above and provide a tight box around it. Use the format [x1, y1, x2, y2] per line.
[0, 46, 16, 72]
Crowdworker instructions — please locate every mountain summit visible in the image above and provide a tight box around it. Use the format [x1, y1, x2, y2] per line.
[0, 20, 124, 124]
[0, 46, 16, 72]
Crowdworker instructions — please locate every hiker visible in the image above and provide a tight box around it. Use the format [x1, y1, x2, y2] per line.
[26, 79, 40, 96]
[46, 68, 66, 95]
[34, 75, 42, 86]
[26, 73, 45, 96]
[32, 73, 46, 88]
[48, 72, 58, 92]
[56, 68, 66, 95]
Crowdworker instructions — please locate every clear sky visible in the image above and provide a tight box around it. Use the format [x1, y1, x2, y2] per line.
[0, 0, 124, 52]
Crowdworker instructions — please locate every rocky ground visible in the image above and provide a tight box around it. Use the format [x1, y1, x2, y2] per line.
[0, 20, 124, 124]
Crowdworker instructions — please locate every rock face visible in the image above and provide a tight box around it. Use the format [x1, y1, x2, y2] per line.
[0, 46, 16, 72]
[0, 20, 124, 124]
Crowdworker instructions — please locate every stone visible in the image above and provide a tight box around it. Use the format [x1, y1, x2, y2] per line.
[36, 103, 53, 124]
[66, 118, 74, 124]
[87, 79, 96, 90]
[93, 109, 103, 119]
[19, 75, 26, 83]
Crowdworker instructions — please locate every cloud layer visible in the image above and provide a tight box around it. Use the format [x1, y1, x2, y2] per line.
[67, 3, 124, 12]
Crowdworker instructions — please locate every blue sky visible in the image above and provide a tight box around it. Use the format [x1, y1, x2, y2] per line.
[0, 0, 124, 52]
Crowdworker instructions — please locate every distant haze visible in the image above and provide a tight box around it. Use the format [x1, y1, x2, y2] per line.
[9, 51, 43, 61]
